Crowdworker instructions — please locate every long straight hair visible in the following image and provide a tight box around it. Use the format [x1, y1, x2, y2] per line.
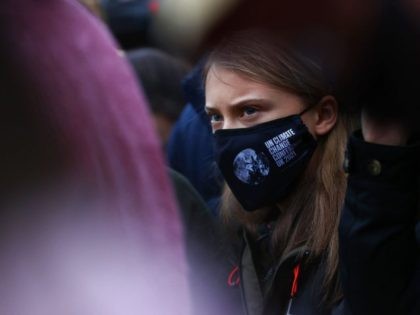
[205, 30, 354, 305]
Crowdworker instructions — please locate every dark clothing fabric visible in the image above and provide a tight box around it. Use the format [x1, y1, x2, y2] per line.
[167, 60, 223, 214]
[169, 169, 242, 315]
[235, 229, 345, 315]
[339, 131, 420, 315]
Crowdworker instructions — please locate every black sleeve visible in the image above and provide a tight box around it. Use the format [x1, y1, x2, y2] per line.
[339, 131, 420, 315]
[168, 168, 243, 315]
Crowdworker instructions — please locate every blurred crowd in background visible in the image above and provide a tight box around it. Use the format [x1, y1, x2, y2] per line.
[78, 0, 420, 147]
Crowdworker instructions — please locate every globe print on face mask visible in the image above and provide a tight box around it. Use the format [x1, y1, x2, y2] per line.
[233, 149, 270, 185]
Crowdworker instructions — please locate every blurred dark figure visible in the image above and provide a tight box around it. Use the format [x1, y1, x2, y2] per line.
[100, 0, 160, 49]
[127, 48, 190, 146]
[344, 0, 420, 128]
[167, 59, 223, 215]
[338, 3, 420, 313]
[0, 0, 190, 314]
[339, 114, 420, 315]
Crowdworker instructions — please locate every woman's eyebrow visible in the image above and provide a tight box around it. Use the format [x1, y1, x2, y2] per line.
[204, 105, 217, 113]
[205, 98, 273, 112]
[229, 98, 274, 107]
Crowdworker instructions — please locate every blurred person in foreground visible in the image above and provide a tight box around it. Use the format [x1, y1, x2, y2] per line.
[0, 0, 190, 314]
[127, 48, 190, 147]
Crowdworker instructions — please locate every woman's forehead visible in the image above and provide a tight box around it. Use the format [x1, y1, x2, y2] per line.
[205, 66, 305, 114]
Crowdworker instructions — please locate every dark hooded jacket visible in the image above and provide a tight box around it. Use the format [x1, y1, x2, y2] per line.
[339, 131, 420, 315]
[231, 229, 346, 315]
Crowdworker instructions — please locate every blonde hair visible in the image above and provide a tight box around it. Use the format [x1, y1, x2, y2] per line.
[205, 30, 355, 305]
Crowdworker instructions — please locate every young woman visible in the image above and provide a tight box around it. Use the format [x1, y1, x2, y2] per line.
[204, 31, 354, 315]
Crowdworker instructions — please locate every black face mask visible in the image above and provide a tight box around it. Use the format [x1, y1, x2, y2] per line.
[213, 110, 317, 211]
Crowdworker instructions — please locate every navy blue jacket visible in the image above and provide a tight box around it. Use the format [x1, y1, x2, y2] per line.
[167, 60, 222, 214]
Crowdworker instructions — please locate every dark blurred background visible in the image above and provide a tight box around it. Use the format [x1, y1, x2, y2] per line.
[80, 0, 420, 130]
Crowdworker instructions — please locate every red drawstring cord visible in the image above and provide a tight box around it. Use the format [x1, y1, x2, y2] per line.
[227, 263, 300, 291]
[286, 263, 302, 314]
[227, 265, 240, 287]
[227, 263, 300, 297]
[290, 263, 301, 298]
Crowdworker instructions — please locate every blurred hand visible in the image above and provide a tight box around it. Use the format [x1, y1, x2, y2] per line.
[361, 109, 409, 146]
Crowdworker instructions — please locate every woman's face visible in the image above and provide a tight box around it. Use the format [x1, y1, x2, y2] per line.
[205, 65, 316, 133]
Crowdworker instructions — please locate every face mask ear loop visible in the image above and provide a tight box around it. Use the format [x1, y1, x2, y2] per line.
[298, 103, 316, 117]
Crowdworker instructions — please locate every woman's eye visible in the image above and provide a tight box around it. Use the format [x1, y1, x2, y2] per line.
[243, 107, 258, 116]
[209, 113, 223, 122]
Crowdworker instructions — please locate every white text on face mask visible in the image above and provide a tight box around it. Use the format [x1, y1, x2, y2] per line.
[264, 129, 296, 167]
